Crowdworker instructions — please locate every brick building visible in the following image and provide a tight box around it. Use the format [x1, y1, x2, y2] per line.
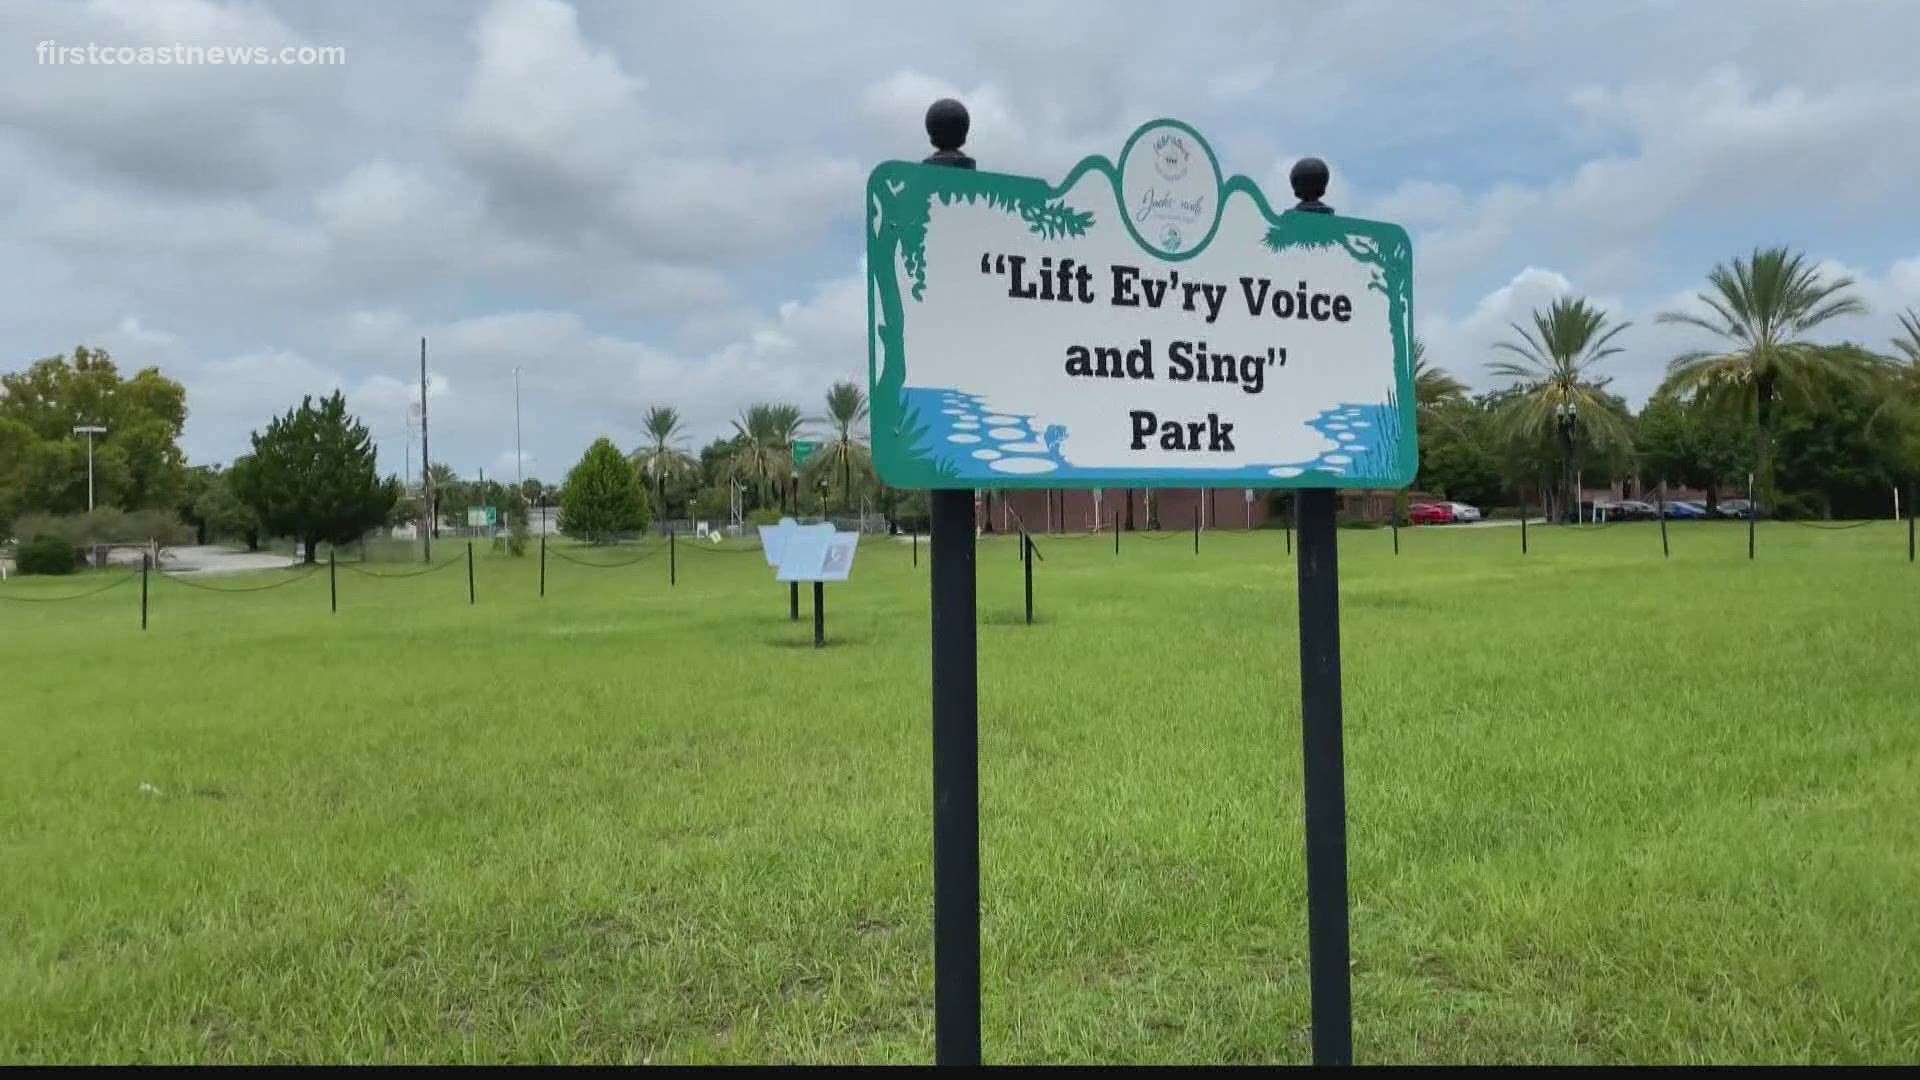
[971, 487, 1412, 533]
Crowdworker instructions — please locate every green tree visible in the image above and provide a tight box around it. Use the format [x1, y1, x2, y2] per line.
[729, 403, 804, 509]
[559, 437, 651, 542]
[195, 461, 262, 550]
[1486, 297, 1634, 521]
[1657, 247, 1870, 507]
[631, 405, 696, 526]
[1635, 395, 1749, 507]
[241, 392, 399, 563]
[804, 381, 872, 514]
[1771, 361, 1906, 518]
[0, 346, 188, 516]
[1416, 398, 1503, 507]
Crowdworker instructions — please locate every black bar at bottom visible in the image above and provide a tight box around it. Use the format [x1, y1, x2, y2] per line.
[812, 581, 824, 648]
[790, 581, 799, 621]
[141, 552, 149, 631]
[929, 488, 980, 1066]
[1295, 488, 1352, 1066]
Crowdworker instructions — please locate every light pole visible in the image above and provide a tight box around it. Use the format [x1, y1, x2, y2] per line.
[72, 424, 107, 512]
[513, 366, 523, 491]
[1555, 401, 1579, 524]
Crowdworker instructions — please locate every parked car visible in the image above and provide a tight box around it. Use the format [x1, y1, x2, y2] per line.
[1662, 500, 1709, 519]
[1716, 499, 1756, 519]
[1608, 500, 1661, 521]
[1445, 501, 1483, 523]
[1407, 502, 1455, 525]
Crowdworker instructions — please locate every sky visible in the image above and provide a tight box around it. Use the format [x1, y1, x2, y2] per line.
[3, 0, 1918, 485]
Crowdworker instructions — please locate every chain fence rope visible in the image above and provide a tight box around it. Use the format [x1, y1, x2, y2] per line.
[1782, 519, 1877, 531]
[157, 566, 325, 593]
[339, 555, 467, 579]
[547, 544, 661, 568]
[0, 571, 140, 602]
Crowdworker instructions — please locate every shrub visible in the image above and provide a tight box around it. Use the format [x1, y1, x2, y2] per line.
[16, 534, 78, 575]
[11, 508, 193, 549]
[747, 508, 789, 527]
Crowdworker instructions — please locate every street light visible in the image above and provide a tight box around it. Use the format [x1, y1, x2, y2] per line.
[512, 366, 523, 491]
[72, 424, 107, 512]
[1555, 401, 1579, 524]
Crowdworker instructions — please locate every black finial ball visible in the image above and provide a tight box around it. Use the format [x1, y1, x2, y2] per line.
[926, 98, 970, 152]
[1290, 157, 1330, 203]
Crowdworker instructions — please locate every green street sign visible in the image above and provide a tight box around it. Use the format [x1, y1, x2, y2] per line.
[792, 440, 819, 468]
[466, 505, 497, 528]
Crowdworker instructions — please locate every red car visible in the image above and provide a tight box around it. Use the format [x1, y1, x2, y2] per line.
[1407, 502, 1455, 525]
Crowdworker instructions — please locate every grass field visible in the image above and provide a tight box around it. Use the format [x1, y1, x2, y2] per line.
[2, 521, 1916, 1064]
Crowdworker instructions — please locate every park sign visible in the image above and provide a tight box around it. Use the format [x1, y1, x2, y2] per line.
[792, 439, 819, 468]
[866, 119, 1416, 490]
[466, 505, 496, 529]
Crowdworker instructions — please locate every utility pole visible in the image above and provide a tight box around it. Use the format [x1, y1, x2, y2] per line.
[420, 337, 433, 562]
[513, 366, 523, 491]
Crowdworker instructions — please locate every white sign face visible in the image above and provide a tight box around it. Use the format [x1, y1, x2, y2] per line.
[775, 525, 857, 582]
[867, 119, 1415, 490]
[757, 517, 801, 568]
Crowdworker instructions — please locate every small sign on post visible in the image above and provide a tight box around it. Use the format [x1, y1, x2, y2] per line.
[870, 101, 1415, 1066]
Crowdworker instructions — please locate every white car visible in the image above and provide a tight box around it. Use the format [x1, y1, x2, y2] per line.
[1445, 501, 1482, 523]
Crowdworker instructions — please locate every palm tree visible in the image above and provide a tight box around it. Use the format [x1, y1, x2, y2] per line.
[1411, 336, 1466, 409]
[1894, 308, 1920, 367]
[631, 405, 695, 529]
[1486, 297, 1633, 522]
[1656, 247, 1868, 506]
[803, 381, 871, 514]
[730, 402, 805, 509]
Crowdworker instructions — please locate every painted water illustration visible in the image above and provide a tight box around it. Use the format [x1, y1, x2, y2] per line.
[901, 387, 1402, 486]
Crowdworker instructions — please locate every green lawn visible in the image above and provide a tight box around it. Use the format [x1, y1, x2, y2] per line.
[2, 522, 1916, 1064]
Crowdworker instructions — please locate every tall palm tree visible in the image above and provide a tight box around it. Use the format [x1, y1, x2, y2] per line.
[631, 405, 695, 528]
[1411, 336, 1466, 409]
[1656, 247, 1868, 505]
[803, 381, 871, 514]
[730, 402, 805, 509]
[1486, 297, 1633, 522]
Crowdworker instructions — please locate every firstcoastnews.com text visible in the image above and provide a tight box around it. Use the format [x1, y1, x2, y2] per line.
[36, 41, 347, 66]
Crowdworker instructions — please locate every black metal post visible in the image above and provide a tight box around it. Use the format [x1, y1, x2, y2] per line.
[1286, 496, 1295, 555]
[913, 529, 918, 567]
[924, 100, 981, 1068]
[1288, 159, 1353, 1066]
[1193, 505, 1200, 555]
[329, 547, 337, 613]
[1659, 483, 1670, 558]
[140, 551, 149, 631]
[1023, 533, 1034, 625]
[1294, 487, 1352, 1065]
[1113, 509, 1120, 555]
[467, 541, 475, 604]
[670, 529, 677, 587]
[813, 581, 824, 649]
[790, 581, 799, 621]
[1909, 482, 1916, 563]
[1747, 473, 1756, 561]
[1391, 518, 1399, 556]
[1521, 502, 1529, 554]
[539, 533, 546, 597]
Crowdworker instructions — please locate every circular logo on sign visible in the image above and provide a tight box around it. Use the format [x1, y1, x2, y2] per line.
[1153, 132, 1192, 182]
[1118, 119, 1223, 260]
